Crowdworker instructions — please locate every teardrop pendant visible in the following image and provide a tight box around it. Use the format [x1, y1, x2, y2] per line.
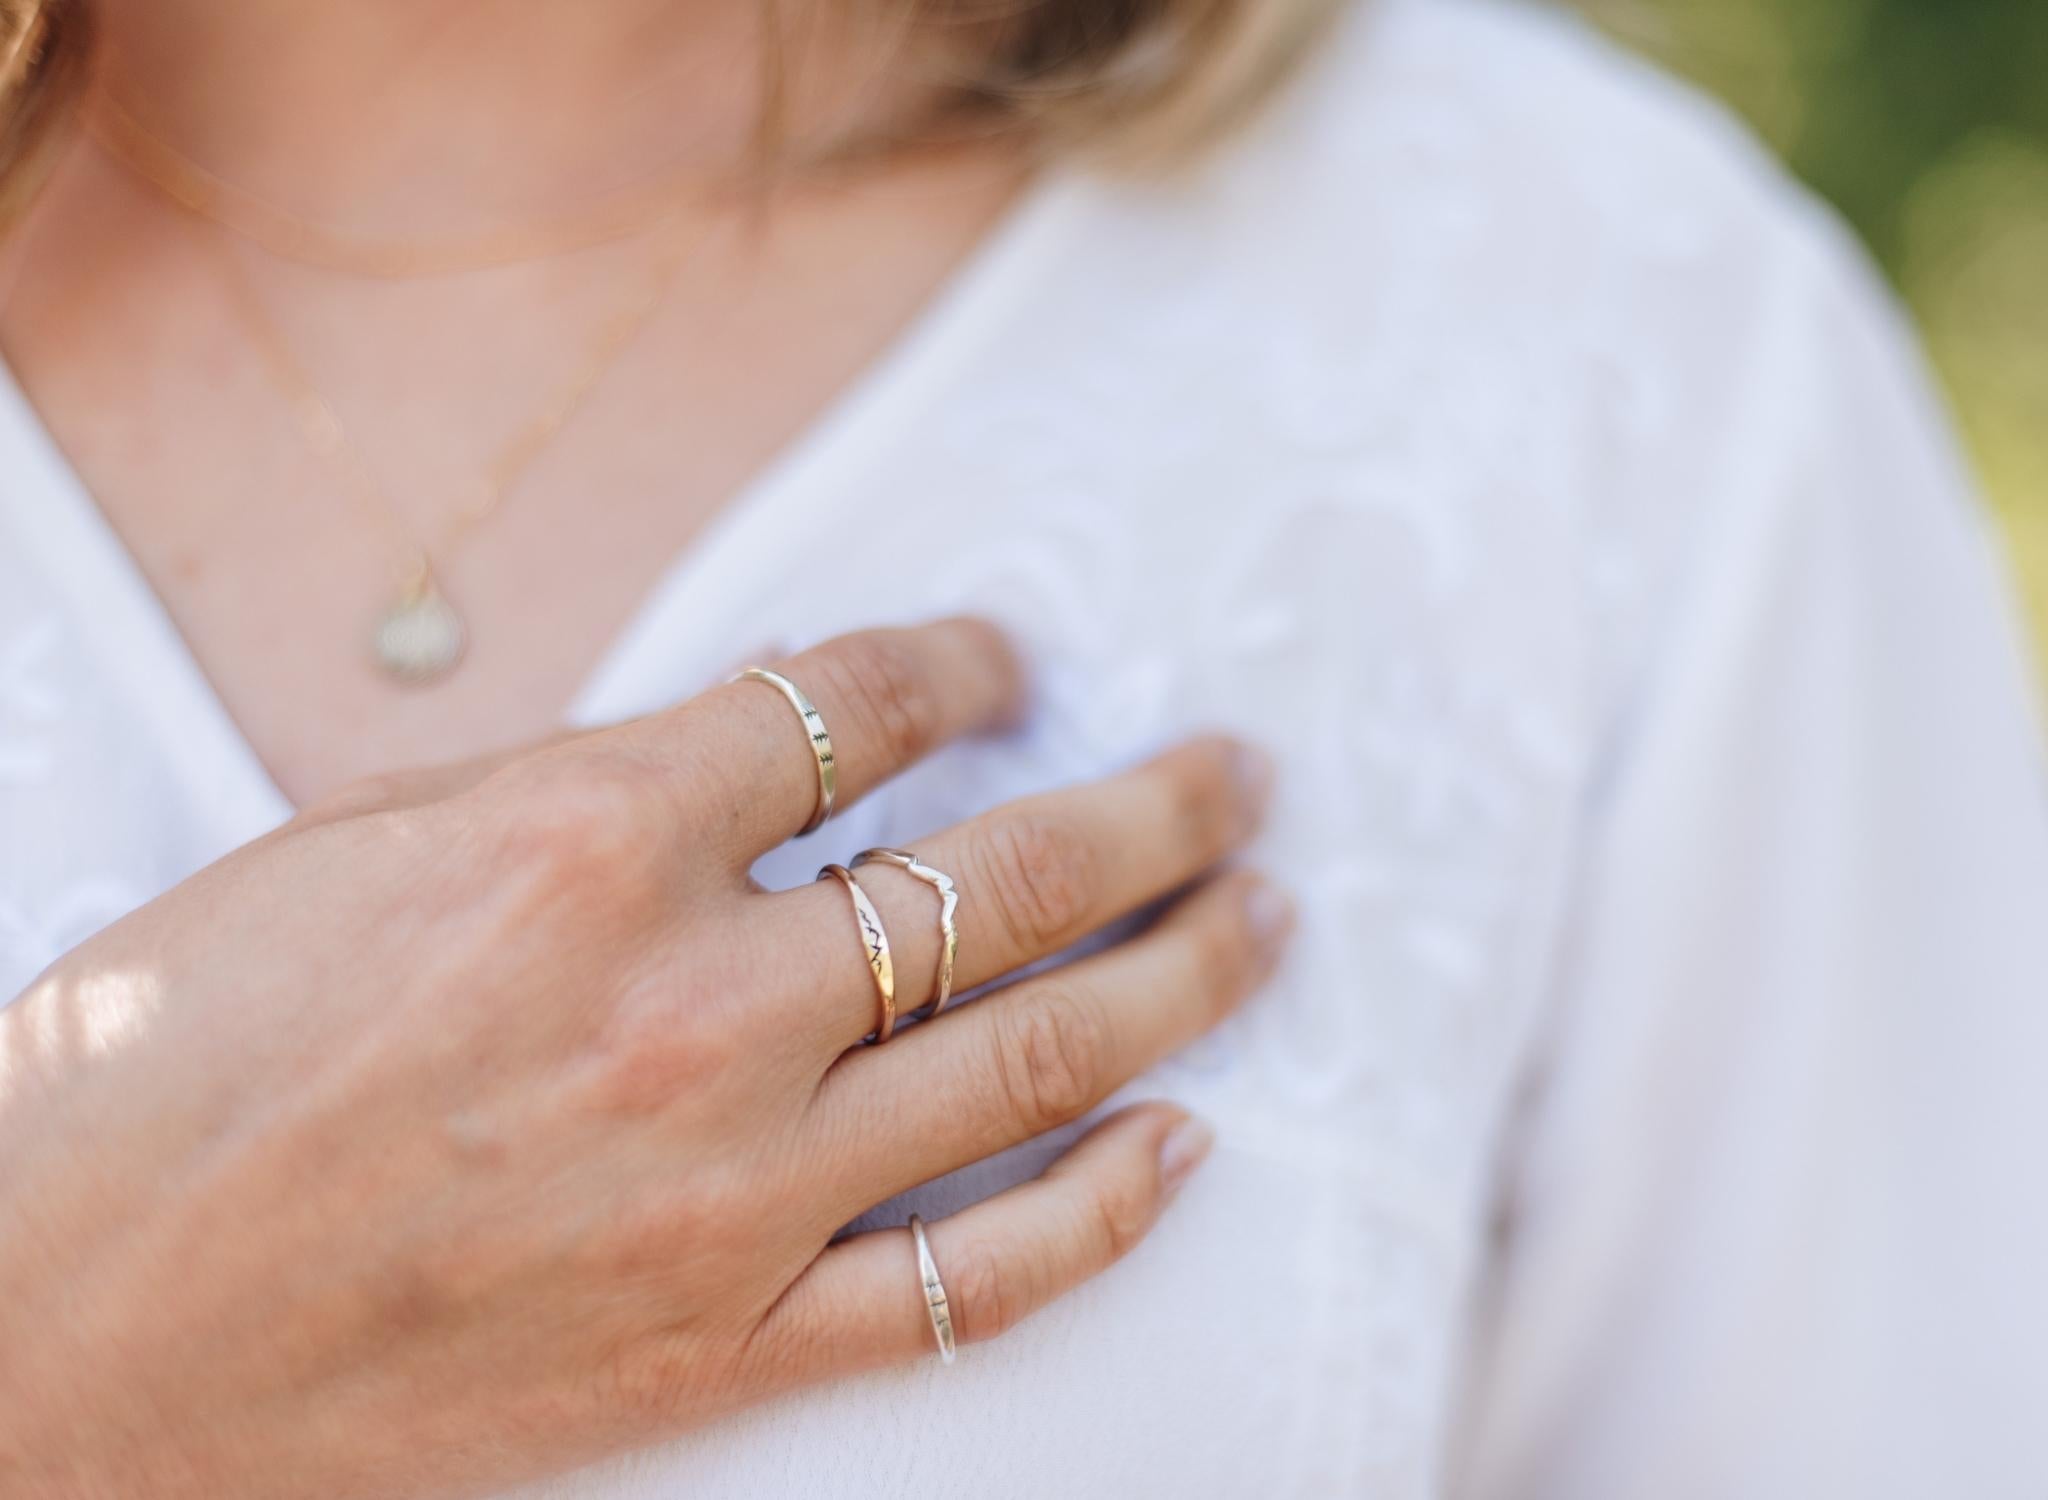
[372, 571, 467, 685]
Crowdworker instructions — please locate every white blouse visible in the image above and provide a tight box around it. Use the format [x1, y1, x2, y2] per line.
[5, 0, 2047, 1495]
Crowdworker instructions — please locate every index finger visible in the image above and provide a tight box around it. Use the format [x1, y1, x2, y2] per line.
[631, 619, 1025, 866]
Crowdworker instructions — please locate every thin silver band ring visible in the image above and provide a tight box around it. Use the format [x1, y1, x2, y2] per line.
[909, 1213, 956, 1364]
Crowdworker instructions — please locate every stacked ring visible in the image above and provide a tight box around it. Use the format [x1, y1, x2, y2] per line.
[732, 666, 836, 835]
[817, 863, 896, 1043]
[850, 848, 960, 1022]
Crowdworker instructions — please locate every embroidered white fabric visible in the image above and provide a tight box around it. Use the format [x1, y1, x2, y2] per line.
[5, 0, 2047, 1494]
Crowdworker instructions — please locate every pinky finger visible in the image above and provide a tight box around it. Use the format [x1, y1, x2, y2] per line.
[749, 1103, 1214, 1381]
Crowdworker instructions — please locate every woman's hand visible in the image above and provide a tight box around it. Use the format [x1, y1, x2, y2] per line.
[0, 619, 1289, 1500]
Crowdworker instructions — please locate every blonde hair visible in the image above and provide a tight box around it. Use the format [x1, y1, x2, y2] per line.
[1, 0, 1343, 231]
[817, 0, 1347, 160]
[0, 0, 90, 236]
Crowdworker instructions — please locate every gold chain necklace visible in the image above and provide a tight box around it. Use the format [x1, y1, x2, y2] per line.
[87, 92, 721, 683]
[89, 89, 725, 280]
[191, 214, 708, 684]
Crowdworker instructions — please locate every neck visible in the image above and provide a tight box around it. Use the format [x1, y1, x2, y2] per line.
[91, 0, 919, 235]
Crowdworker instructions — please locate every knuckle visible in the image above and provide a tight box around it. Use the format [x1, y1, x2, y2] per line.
[588, 1002, 745, 1120]
[809, 634, 937, 766]
[976, 813, 1097, 953]
[490, 760, 666, 892]
[995, 988, 1107, 1133]
[1084, 1177, 1154, 1264]
[946, 1236, 1033, 1344]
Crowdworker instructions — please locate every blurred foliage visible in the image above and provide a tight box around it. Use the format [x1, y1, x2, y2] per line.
[1576, 0, 2048, 681]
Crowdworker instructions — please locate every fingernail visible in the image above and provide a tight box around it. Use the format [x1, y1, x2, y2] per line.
[1229, 741, 1275, 819]
[1245, 879, 1296, 956]
[1159, 1115, 1216, 1198]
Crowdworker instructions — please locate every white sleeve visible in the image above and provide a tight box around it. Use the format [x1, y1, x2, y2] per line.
[1452, 212, 2048, 1500]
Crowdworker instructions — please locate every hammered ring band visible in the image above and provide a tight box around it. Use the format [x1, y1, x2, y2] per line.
[732, 665, 837, 835]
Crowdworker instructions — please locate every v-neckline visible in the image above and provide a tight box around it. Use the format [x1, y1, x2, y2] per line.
[0, 164, 1087, 829]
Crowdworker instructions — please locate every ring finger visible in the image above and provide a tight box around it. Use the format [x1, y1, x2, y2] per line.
[765, 735, 1275, 1054]
[803, 871, 1291, 1225]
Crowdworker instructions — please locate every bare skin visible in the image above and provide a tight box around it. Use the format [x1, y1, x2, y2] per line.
[0, 619, 1293, 1499]
[0, 0, 1033, 804]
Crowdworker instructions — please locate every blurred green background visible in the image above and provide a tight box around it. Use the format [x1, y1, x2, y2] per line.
[1577, 0, 2048, 684]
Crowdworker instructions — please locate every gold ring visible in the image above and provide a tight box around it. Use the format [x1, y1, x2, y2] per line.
[850, 848, 959, 1022]
[733, 666, 836, 836]
[817, 863, 896, 1043]
[909, 1214, 956, 1364]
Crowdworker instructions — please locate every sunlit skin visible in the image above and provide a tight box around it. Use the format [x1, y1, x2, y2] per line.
[0, 621, 1293, 1498]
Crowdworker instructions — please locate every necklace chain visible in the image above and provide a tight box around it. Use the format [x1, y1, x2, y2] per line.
[199, 209, 706, 569]
[90, 90, 724, 280]
[91, 94, 719, 682]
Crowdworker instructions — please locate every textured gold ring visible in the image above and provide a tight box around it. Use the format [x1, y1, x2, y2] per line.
[817, 863, 897, 1043]
[909, 1214, 957, 1365]
[850, 848, 959, 1023]
[733, 666, 836, 836]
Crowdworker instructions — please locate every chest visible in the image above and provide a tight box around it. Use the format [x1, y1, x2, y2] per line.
[0, 143, 1029, 804]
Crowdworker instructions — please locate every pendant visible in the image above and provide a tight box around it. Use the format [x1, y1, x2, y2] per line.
[372, 572, 467, 685]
